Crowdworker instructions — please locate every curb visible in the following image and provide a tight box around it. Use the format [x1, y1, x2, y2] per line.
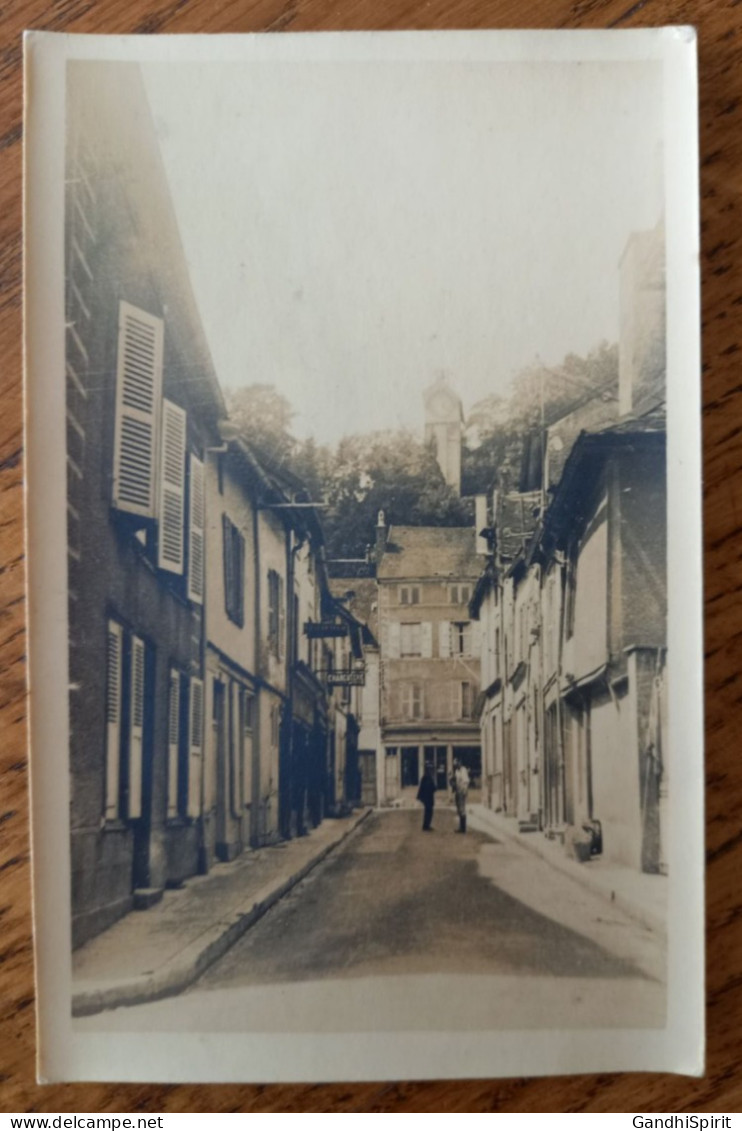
[468, 804, 667, 939]
[72, 808, 372, 1017]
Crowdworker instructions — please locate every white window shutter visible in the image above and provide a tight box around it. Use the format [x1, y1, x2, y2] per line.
[158, 400, 187, 574]
[112, 302, 163, 517]
[421, 622, 433, 658]
[230, 679, 243, 816]
[471, 620, 482, 658]
[187, 676, 204, 818]
[187, 455, 206, 604]
[167, 670, 180, 818]
[439, 620, 451, 659]
[278, 576, 286, 660]
[105, 621, 123, 820]
[388, 620, 401, 659]
[128, 635, 145, 820]
[204, 677, 216, 813]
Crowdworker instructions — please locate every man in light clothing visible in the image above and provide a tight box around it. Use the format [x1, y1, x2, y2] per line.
[452, 759, 470, 834]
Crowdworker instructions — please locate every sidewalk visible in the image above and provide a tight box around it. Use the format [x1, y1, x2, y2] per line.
[72, 809, 370, 1017]
[468, 804, 667, 939]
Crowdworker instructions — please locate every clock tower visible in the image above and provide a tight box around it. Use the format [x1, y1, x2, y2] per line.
[423, 375, 463, 495]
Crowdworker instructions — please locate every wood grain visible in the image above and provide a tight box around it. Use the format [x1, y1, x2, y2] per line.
[2, 0, 740, 1113]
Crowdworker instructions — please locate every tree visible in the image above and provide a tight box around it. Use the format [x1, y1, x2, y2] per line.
[225, 385, 297, 465]
[321, 431, 471, 559]
[461, 341, 618, 495]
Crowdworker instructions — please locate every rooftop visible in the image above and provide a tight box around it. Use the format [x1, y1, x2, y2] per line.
[377, 525, 482, 581]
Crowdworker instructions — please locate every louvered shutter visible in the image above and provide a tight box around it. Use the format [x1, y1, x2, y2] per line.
[187, 455, 206, 604]
[127, 635, 145, 820]
[157, 400, 186, 574]
[439, 620, 451, 659]
[187, 676, 204, 818]
[105, 621, 123, 820]
[421, 622, 433, 658]
[112, 302, 163, 517]
[167, 670, 180, 818]
[236, 531, 246, 626]
[471, 620, 482, 659]
[230, 680, 243, 816]
[222, 514, 234, 618]
[278, 575, 285, 660]
[388, 620, 401, 659]
[241, 691, 254, 808]
[204, 677, 216, 813]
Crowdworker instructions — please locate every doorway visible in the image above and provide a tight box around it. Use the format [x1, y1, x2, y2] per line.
[359, 749, 377, 806]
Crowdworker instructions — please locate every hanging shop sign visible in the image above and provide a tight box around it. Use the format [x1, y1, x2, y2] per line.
[326, 669, 366, 687]
[304, 621, 348, 638]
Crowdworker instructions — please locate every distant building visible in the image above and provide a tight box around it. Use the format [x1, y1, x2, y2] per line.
[423, 376, 463, 494]
[472, 491, 541, 820]
[328, 577, 381, 806]
[375, 517, 482, 803]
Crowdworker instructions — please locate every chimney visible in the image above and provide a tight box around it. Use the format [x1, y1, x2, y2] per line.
[375, 509, 388, 558]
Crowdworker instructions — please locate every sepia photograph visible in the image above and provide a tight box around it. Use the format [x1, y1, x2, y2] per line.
[23, 28, 702, 1083]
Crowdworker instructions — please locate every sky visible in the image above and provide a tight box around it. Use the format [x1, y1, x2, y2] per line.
[142, 57, 664, 446]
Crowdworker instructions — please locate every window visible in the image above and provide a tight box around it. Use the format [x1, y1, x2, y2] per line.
[243, 692, 255, 732]
[399, 585, 421, 605]
[450, 584, 471, 606]
[167, 669, 201, 820]
[104, 619, 147, 822]
[267, 569, 285, 657]
[451, 621, 473, 657]
[400, 622, 422, 657]
[112, 302, 163, 518]
[186, 676, 204, 818]
[461, 681, 474, 719]
[401, 746, 419, 787]
[401, 682, 423, 720]
[222, 515, 245, 627]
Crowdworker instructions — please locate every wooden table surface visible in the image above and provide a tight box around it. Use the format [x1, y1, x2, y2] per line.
[1, 0, 739, 1114]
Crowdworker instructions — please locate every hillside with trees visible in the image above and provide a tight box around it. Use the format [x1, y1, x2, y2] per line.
[225, 340, 617, 560]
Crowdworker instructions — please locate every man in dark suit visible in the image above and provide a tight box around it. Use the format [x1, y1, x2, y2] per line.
[417, 764, 436, 831]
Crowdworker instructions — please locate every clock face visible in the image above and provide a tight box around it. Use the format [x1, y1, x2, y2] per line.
[433, 395, 451, 415]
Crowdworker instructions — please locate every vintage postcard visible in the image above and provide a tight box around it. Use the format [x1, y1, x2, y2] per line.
[23, 29, 702, 1083]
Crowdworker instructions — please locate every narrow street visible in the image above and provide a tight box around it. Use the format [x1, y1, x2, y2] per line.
[77, 810, 666, 1034]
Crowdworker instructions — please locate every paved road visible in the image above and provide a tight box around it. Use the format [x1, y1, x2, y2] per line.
[198, 808, 650, 985]
[80, 809, 665, 1032]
